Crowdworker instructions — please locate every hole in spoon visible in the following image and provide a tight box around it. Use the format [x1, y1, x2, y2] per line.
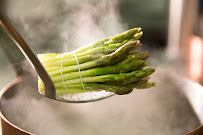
[56, 90, 114, 103]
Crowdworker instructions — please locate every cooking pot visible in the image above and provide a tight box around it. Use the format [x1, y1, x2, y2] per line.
[0, 66, 203, 135]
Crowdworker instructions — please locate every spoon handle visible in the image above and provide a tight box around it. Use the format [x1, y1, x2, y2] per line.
[0, 12, 56, 99]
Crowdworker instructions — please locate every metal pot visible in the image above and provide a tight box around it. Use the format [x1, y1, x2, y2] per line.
[0, 69, 203, 135]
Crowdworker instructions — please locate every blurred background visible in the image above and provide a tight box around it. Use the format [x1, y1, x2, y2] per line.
[0, 0, 203, 134]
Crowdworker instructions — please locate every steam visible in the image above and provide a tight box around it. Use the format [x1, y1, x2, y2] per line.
[59, 0, 127, 52]
[7, 0, 127, 54]
[1, 69, 201, 135]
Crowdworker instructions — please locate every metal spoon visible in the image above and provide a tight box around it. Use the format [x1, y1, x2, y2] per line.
[0, 12, 114, 103]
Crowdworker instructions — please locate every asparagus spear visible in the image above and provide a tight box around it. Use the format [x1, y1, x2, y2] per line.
[122, 31, 143, 43]
[129, 82, 156, 89]
[105, 27, 141, 44]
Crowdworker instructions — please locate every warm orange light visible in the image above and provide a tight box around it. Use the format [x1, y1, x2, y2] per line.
[189, 36, 203, 83]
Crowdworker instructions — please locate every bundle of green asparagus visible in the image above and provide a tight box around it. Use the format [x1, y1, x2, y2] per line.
[38, 27, 156, 96]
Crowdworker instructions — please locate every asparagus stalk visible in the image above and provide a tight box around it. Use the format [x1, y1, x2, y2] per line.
[129, 82, 156, 89]
[105, 27, 141, 44]
[105, 68, 155, 85]
[122, 31, 143, 43]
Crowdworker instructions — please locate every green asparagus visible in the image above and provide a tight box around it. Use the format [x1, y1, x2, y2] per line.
[38, 28, 156, 95]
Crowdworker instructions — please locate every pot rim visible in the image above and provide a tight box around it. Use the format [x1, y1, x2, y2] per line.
[0, 77, 33, 135]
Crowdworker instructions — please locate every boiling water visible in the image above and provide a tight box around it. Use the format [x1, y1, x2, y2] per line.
[0, 69, 201, 135]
